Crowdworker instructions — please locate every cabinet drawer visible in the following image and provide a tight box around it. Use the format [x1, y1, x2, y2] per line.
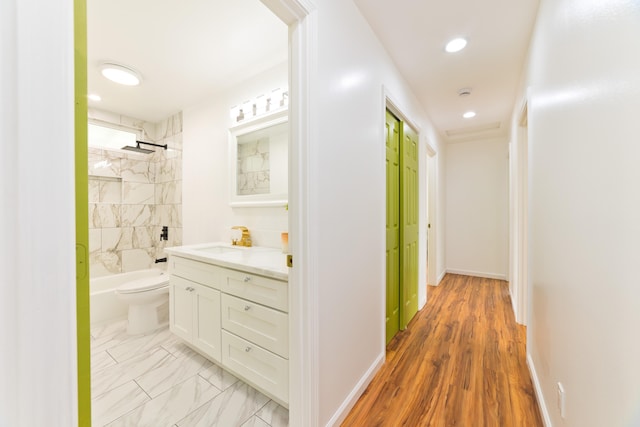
[221, 331, 288, 404]
[221, 294, 288, 358]
[170, 256, 224, 290]
[222, 270, 288, 312]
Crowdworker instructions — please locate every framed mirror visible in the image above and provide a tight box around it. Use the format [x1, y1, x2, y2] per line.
[229, 108, 288, 207]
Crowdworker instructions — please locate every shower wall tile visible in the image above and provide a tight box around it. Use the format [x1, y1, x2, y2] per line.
[121, 248, 155, 272]
[102, 228, 134, 252]
[132, 227, 155, 248]
[162, 133, 183, 153]
[89, 155, 121, 178]
[89, 179, 100, 203]
[156, 112, 182, 140]
[89, 109, 182, 278]
[121, 205, 153, 227]
[155, 182, 181, 205]
[100, 180, 123, 204]
[91, 251, 121, 277]
[121, 159, 155, 183]
[156, 157, 182, 183]
[123, 182, 155, 205]
[154, 205, 182, 228]
[90, 204, 121, 228]
[89, 229, 102, 254]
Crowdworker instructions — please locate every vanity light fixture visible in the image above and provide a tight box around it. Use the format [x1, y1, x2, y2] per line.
[100, 63, 142, 86]
[230, 87, 289, 123]
[445, 37, 468, 53]
[463, 111, 477, 119]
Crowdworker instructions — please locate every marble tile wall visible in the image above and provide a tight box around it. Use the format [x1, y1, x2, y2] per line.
[237, 139, 270, 196]
[89, 110, 183, 277]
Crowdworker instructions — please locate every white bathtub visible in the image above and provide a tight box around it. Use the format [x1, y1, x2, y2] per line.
[90, 269, 166, 326]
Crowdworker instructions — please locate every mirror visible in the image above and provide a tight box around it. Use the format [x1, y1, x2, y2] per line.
[229, 109, 288, 207]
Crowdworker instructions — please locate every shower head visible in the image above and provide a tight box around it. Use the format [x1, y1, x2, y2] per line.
[122, 144, 154, 154]
[121, 140, 168, 154]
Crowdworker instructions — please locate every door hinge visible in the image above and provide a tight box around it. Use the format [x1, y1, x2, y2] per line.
[286, 254, 293, 268]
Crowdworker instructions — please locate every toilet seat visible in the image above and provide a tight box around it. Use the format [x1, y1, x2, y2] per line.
[117, 274, 169, 294]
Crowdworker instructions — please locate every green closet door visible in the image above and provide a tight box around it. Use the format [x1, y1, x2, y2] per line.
[385, 110, 401, 344]
[401, 123, 419, 328]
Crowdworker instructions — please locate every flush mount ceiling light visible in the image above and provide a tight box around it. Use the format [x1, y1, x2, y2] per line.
[463, 111, 477, 119]
[100, 63, 142, 86]
[445, 37, 468, 53]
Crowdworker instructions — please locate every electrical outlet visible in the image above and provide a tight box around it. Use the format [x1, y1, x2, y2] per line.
[557, 382, 566, 419]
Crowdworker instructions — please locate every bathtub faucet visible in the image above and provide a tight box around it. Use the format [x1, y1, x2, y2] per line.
[155, 257, 167, 263]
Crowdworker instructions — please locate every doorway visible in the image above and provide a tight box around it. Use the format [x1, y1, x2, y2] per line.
[385, 109, 419, 344]
[76, 0, 315, 424]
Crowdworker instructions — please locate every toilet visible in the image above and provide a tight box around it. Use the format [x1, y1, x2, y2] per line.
[115, 271, 170, 335]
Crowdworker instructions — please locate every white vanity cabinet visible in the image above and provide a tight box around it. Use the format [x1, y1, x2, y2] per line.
[170, 275, 222, 362]
[166, 247, 289, 406]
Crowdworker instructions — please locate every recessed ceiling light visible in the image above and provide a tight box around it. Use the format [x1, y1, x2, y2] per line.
[458, 87, 472, 97]
[445, 38, 468, 53]
[88, 94, 101, 101]
[100, 63, 142, 86]
[463, 111, 476, 119]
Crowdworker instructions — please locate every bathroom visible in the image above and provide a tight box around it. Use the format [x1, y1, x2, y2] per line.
[87, 0, 290, 425]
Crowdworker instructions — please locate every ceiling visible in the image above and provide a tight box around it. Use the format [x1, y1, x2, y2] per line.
[88, 0, 539, 142]
[87, 0, 288, 123]
[354, 0, 539, 142]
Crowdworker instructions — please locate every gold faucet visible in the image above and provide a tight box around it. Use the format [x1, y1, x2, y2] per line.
[231, 226, 252, 247]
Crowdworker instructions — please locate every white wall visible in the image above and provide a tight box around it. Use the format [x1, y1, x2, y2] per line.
[445, 138, 509, 280]
[523, 0, 640, 425]
[183, 62, 289, 248]
[312, 0, 446, 424]
[0, 0, 77, 424]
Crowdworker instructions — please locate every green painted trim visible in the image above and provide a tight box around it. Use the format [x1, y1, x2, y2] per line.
[74, 0, 91, 423]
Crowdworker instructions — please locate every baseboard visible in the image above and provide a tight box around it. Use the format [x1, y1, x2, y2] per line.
[325, 352, 385, 426]
[436, 270, 447, 285]
[527, 353, 552, 427]
[445, 268, 507, 281]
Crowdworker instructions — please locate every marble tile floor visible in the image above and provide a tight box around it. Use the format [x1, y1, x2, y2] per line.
[91, 319, 289, 427]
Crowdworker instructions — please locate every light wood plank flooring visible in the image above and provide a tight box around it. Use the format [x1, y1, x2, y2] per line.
[341, 274, 542, 427]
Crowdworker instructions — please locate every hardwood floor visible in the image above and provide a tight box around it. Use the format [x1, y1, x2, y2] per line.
[341, 274, 542, 427]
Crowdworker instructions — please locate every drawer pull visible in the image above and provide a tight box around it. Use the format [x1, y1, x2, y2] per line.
[245, 346, 252, 352]
[186, 286, 195, 292]
[243, 276, 251, 283]
[244, 305, 251, 311]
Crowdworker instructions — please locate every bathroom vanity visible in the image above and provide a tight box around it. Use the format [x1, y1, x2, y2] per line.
[164, 243, 289, 407]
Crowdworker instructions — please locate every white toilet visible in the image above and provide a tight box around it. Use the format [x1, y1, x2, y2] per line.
[116, 271, 170, 335]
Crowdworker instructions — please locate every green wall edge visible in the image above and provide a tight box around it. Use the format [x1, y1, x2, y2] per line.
[74, 0, 91, 423]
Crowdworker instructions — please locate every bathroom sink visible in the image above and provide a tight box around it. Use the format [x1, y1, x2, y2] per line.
[193, 245, 245, 254]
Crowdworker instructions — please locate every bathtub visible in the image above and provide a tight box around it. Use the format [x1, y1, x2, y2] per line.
[90, 269, 166, 326]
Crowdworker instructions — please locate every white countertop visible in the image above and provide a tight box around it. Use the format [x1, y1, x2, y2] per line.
[165, 242, 288, 281]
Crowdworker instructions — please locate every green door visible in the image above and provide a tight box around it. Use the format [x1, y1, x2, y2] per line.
[401, 122, 419, 328]
[386, 110, 419, 343]
[385, 111, 401, 344]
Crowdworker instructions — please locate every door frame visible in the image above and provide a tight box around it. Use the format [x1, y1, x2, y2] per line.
[75, 0, 319, 424]
[255, 1, 319, 425]
[509, 98, 529, 325]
